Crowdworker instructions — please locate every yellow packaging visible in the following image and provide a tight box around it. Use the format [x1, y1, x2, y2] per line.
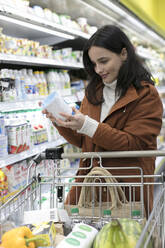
[30, 221, 56, 247]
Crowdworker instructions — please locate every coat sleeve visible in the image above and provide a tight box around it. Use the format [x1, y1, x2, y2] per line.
[92, 86, 163, 151]
[54, 99, 86, 148]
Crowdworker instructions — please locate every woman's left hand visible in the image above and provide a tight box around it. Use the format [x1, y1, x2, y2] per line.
[56, 107, 85, 130]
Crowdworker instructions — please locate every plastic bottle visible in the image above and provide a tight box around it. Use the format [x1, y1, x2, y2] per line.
[8, 69, 17, 101]
[63, 70, 71, 89]
[26, 120, 33, 150]
[59, 71, 66, 89]
[28, 69, 37, 98]
[19, 70, 26, 100]
[40, 71, 48, 96]
[46, 70, 56, 94]
[34, 71, 42, 97]
[54, 70, 61, 90]
[0, 69, 16, 102]
[14, 70, 22, 100]
[21, 68, 36, 100]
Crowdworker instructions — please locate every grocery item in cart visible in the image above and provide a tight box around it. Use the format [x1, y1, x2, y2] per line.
[0, 225, 55, 248]
[0, 226, 35, 248]
[42, 91, 72, 121]
[56, 223, 98, 248]
[93, 218, 153, 248]
[23, 208, 59, 224]
[30, 221, 56, 247]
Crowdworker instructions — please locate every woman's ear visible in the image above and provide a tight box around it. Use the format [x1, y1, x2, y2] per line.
[121, 48, 127, 61]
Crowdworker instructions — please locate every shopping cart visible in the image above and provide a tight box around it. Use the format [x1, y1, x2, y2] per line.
[0, 148, 165, 248]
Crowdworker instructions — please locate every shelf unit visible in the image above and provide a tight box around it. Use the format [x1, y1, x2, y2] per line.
[0, 3, 88, 167]
[0, 137, 67, 168]
[0, 4, 90, 45]
[0, 54, 83, 69]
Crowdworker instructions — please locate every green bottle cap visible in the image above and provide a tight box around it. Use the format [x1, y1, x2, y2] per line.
[71, 208, 79, 214]
[103, 209, 111, 216]
[132, 210, 141, 217]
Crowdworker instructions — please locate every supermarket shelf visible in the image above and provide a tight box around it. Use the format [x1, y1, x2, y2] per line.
[0, 99, 41, 112]
[137, 50, 163, 64]
[0, 137, 67, 168]
[0, 5, 90, 45]
[0, 54, 84, 69]
[0, 89, 82, 112]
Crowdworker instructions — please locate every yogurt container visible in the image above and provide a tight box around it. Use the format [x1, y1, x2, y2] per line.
[42, 91, 72, 121]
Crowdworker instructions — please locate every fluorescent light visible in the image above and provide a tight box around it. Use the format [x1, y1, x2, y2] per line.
[126, 16, 148, 31]
[94, 0, 165, 47]
[147, 29, 163, 40]
[97, 0, 127, 17]
[0, 14, 75, 40]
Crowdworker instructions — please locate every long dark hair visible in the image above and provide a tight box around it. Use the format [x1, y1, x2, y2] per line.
[83, 25, 154, 105]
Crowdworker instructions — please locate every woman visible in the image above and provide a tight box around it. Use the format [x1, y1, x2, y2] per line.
[43, 25, 163, 214]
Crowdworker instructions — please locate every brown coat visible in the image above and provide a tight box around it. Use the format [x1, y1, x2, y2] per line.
[56, 81, 163, 212]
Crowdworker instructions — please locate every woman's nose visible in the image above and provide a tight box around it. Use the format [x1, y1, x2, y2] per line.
[95, 64, 103, 74]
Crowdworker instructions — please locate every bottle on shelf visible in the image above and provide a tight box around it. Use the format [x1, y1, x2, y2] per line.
[59, 70, 66, 89]
[21, 69, 34, 100]
[63, 70, 71, 89]
[0, 69, 17, 102]
[39, 71, 48, 96]
[14, 70, 22, 100]
[28, 69, 38, 99]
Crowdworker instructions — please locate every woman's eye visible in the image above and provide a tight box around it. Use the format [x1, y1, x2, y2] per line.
[101, 60, 108, 64]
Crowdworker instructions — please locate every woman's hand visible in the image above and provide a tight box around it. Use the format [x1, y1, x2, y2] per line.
[42, 106, 85, 131]
[58, 107, 85, 130]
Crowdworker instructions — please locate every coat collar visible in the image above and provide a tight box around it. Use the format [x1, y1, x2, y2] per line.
[109, 84, 139, 115]
[90, 83, 139, 122]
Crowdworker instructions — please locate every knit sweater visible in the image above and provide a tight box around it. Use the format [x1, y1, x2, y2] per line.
[77, 80, 117, 137]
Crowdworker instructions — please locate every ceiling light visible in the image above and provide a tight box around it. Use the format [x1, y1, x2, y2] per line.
[126, 16, 147, 31]
[97, 0, 127, 17]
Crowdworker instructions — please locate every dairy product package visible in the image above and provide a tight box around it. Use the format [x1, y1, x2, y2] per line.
[56, 223, 98, 248]
[42, 91, 72, 121]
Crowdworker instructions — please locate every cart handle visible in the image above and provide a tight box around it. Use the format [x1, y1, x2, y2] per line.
[61, 150, 165, 159]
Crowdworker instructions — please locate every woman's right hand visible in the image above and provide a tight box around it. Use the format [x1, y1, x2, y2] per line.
[42, 108, 57, 124]
[39, 101, 57, 124]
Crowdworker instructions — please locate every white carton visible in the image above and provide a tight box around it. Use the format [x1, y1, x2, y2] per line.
[56, 223, 98, 248]
[42, 91, 72, 121]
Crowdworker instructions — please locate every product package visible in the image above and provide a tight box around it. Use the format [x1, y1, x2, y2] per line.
[42, 91, 72, 121]
[30, 221, 56, 248]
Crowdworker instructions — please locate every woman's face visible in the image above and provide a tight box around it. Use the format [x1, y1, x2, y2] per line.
[88, 46, 127, 84]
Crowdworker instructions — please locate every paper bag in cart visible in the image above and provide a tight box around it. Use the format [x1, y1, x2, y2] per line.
[65, 167, 145, 218]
